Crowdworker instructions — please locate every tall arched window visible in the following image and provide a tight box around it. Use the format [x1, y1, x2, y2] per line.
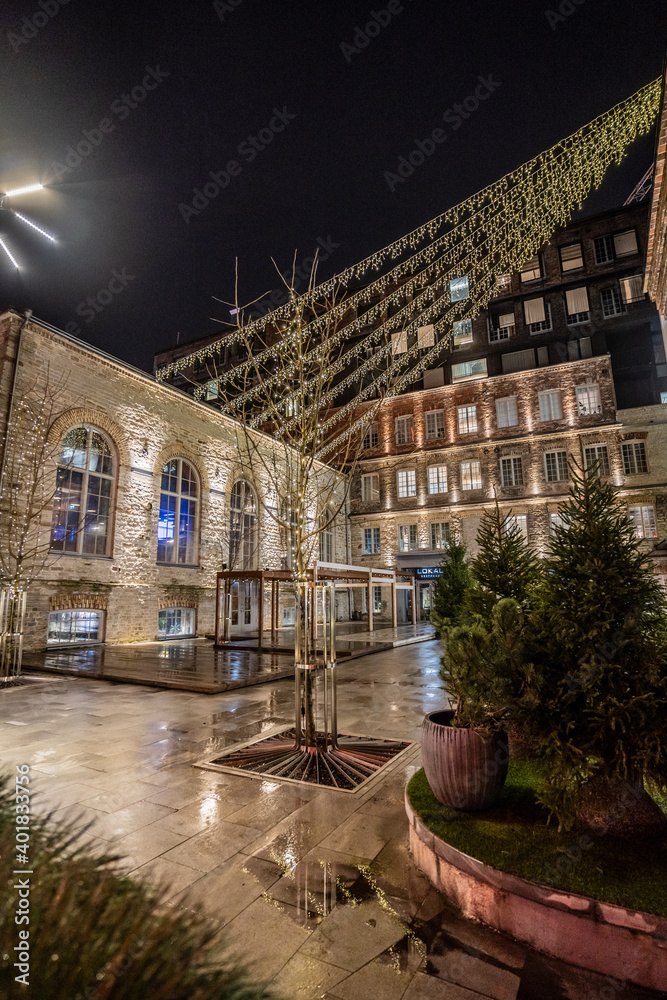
[157, 458, 199, 565]
[51, 426, 115, 556]
[229, 481, 257, 569]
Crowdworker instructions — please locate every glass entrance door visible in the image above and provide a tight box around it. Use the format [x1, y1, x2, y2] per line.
[229, 581, 257, 634]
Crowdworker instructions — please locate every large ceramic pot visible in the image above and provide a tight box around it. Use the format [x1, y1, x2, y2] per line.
[421, 710, 509, 811]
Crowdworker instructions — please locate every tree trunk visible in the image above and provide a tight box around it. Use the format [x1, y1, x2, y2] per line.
[575, 774, 667, 839]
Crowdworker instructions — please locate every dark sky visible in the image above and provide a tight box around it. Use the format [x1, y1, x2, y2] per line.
[0, 0, 665, 372]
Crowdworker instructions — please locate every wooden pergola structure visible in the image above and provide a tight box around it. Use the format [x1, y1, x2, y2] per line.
[215, 561, 416, 650]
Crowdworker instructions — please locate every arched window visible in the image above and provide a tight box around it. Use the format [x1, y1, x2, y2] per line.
[51, 426, 115, 556]
[157, 458, 199, 565]
[229, 481, 257, 569]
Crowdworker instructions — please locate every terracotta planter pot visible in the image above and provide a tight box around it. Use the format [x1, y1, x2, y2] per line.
[421, 710, 509, 811]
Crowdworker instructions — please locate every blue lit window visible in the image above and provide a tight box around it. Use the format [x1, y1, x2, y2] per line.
[449, 276, 470, 302]
[157, 458, 199, 564]
[51, 426, 114, 556]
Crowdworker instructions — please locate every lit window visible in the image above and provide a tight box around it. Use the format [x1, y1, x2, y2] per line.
[594, 235, 614, 265]
[538, 389, 562, 422]
[619, 275, 644, 305]
[47, 609, 103, 645]
[496, 396, 518, 428]
[525, 299, 552, 333]
[363, 527, 381, 554]
[565, 287, 590, 324]
[494, 273, 512, 292]
[51, 426, 115, 557]
[507, 514, 528, 540]
[601, 287, 624, 318]
[502, 348, 536, 374]
[550, 512, 565, 535]
[500, 456, 523, 487]
[430, 522, 450, 549]
[417, 324, 435, 348]
[622, 441, 648, 475]
[461, 460, 482, 490]
[520, 256, 541, 282]
[398, 524, 418, 551]
[560, 243, 584, 272]
[613, 230, 638, 258]
[229, 480, 257, 570]
[425, 409, 445, 439]
[457, 405, 478, 434]
[395, 414, 415, 445]
[363, 422, 379, 449]
[661, 392, 667, 405]
[544, 451, 568, 482]
[397, 469, 417, 497]
[576, 383, 602, 415]
[451, 358, 487, 382]
[157, 458, 199, 566]
[428, 465, 447, 494]
[391, 330, 408, 354]
[373, 586, 383, 613]
[490, 312, 515, 342]
[449, 276, 469, 301]
[628, 505, 657, 539]
[361, 473, 380, 502]
[158, 607, 195, 638]
[453, 318, 473, 347]
[205, 381, 219, 401]
[583, 445, 610, 476]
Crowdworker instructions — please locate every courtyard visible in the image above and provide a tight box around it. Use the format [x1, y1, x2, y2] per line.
[1, 641, 662, 999]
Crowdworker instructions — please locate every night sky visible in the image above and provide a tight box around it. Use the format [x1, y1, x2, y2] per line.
[0, 0, 665, 373]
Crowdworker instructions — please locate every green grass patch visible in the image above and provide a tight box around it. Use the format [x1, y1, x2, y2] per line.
[407, 761, 667, 918]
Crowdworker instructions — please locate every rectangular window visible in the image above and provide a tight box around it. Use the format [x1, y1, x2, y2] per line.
[158, 607, 195, 638]
[508, 514, 528, 540]
[363, 422, 378, 450]
[425, 409, 445, 439]
[500, 456, 523, 487]
[489, 312, 515, 342]
[524, 296, 546, 326]
[613, 229, 638, 258]
[461, 460, 482, 490]
[428, 465, 448, 494]
[628, 505, 657, 539]
[453, 318, 473, 347]
[373, 585, 383, 614]
[417, 324, 435, 348]
[391, 330, 408, 354]
[494, 273, 512, 293]
[395, 414, 415, 445]
[457, 404, 478, 434]
[544, 450, 568, 482]
[576, 383, 602, 415]
[550, 512, 565, 535]
[496, 396, 518, 428]
[601, 286, 625, 318]
[423, 367, 445, 389]
[397, 469, 417, 497]
[398, 524, 418, 551]
[619, 275, 644, 305]
[594, 234, 614, 265]
[363, 526, 381, 554]
[565, 286, 590, 323]
[502, 348, 536, 374]
[205, 381, 218, 401]
[622, 441, 648, 475]
[47, 609, 102, 645]
[450, 276, 470, 301]
[520, 255, 541, 282]
[560, 242, 584, 272]
[538, 389, 562, 422]
[451, 358, 488, 382]
[361, 473, 380, 502]
[584, 445, 610, 476]
[430, 522, 450, 550]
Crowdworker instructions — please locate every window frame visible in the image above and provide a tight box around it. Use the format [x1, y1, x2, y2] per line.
[47, 608, 105, 646]
[425, 409, 445, 440]
[460, 459, 482, 491]
[457, 404, 478, 435]
[395, 414, 415, 445]
[621, 441, 648, 476]
[628, 504, 657, 539]
[559, 242, 584, 272]
[538, 389, 563, 422]
[427, 465, 448, 494]
[50, 425, 116, 558]
[361, 472, 380, 503]
[576, 383, 602, 416]
[583, 444, 610, 477]
[398, 523, 418, 552]
[363, 526, 381, 555]
[500, 455, 523, 487]
[228, 479, 257, 571]
[544, 450, 568, 483]
[157, 607, 196, 639]
[397, 468, 417, 498]
[495, 395, 518, 428]
[363, 422, 379, 450]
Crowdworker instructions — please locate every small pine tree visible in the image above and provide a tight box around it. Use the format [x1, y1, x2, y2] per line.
[431, 538, 471, 634]
[465, 502, 541, 617]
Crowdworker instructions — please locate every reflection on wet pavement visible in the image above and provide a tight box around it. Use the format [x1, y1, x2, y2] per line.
[0, 642, 662, 999]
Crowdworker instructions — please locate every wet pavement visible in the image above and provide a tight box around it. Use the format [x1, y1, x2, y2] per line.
[21, 624, 434, 693]
[0, 641, 662, 999]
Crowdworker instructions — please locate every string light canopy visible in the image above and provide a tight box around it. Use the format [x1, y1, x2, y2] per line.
[156, 78, 662, 456]
[0, 183, 56, 270]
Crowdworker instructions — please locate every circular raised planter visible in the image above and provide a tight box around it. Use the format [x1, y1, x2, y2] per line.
[405, 791, 667, 991]
[421, 710, 509, 810]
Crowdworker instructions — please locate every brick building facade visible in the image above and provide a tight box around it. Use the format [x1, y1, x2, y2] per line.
[0, 312, 348, 651]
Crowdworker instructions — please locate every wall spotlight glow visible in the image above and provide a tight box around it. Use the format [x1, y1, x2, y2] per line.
[13, 212, 56, 242]
[0, 239, 19, 268]
[4, 183, 44, 198]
